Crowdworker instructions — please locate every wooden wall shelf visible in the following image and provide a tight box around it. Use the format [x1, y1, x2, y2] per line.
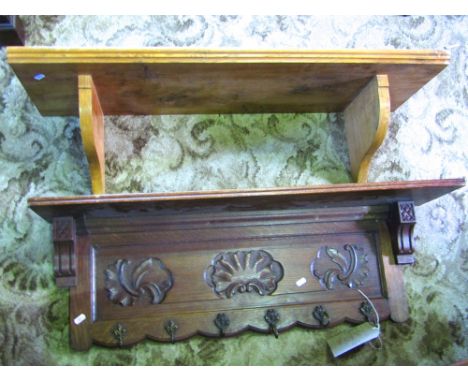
[6, 48, 464, 351]
[7, 48, 450, 187]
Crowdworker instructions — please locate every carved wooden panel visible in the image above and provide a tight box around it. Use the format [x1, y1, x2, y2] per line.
[72, 205, 390, 348]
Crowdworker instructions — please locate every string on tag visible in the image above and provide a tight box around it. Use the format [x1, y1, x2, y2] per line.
[355, 288, 383, 350]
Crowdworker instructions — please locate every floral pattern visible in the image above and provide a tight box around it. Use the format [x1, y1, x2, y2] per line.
[0, 15, 467, 365]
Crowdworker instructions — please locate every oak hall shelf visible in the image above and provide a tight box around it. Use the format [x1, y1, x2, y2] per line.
[29, 179, 464, 349]
[6, 48, 464, 350]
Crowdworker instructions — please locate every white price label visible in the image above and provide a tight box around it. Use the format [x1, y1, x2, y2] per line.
[296, 277, 307, 287]
[73, 313, 87, 325]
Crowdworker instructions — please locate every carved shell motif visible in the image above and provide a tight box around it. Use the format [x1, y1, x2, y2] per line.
[310, 244, 369, 290]
[105, 258, 173, 306]
[205, 250, 283, 298]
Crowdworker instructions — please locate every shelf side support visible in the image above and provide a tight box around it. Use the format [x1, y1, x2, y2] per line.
[78, 74, 105, 194]
[344, 74, 390, 183]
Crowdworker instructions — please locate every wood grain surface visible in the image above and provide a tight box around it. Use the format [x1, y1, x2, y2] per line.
[7, 48, 449, 116]
[69, 235, 93, 350]
[344, 75, 390, 182]
[29, 178, 465, 222]
[78, 75, 105, 194]
[378, 222, 409, 322]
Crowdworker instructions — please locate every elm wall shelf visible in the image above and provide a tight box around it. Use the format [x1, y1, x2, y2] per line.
[8, 48, 450, 189]
[7, 48, 465, 350]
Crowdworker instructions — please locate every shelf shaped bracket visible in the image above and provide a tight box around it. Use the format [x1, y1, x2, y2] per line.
[388, 201, 416, 265]
[53, 216, 77, 287]
[344, 74, 390, 183]
[78, 74, 105, 194]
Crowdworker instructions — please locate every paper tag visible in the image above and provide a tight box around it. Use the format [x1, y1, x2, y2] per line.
[327, 322, 380, 358]
[73, 313, 87, 325]
[296, 277, 307, 287]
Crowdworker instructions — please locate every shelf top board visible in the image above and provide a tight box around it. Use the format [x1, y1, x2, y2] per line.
[29, 178, 464, 222]
[7, 48, 449, 116]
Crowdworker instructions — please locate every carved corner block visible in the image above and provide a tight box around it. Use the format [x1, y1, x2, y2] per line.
[388, 201, 416, 265]
[53, 217, 77, 288]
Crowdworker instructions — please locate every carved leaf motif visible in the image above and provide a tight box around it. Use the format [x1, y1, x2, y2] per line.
[205, 250, 283, 298]
[326, 247, 348, 273]
[311, 244, 369, 289]
[105, 257, 173, 306]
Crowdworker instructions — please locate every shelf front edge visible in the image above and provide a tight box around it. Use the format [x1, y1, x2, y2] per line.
[28, 178, 465, 222]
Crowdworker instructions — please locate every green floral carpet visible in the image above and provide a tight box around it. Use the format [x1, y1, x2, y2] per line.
[0, 15, 467, 365]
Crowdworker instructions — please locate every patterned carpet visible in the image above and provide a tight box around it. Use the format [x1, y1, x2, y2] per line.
[0, 15, 467, 365]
